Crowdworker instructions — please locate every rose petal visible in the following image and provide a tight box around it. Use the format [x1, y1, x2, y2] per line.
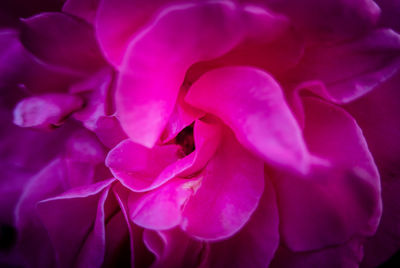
[116, 1, 289, 147]
[13, 93, 83, 129]
[205, 176, 279, 267]
[376, 0, 400, 32]
[62, 0, 100, 24]
[37, 179, 115, 268]
[285, 29, 400, 103]
[274, 97, 381, 251]
[20, 12, 105, 73]
[94, 116, 127, 148]
[106, 119, 221, 192]
[186, 66, 310, 173]
[270, 239, 364, 268]
[181, 128, 264, 240]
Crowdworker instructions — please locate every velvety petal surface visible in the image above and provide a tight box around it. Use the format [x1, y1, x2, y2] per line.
[115, 1, 289, 147]
[181, 128, 264, 240]
[62, 0, 100, 24]
[205, 176, 279, 268]
[285, 29, 400, 103]
[186, 66, 310, 173]
[274, 97, 381, 251]
[37, 179, 115, 268]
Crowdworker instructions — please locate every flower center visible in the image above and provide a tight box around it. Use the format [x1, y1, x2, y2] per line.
[175, 126, 195, 156]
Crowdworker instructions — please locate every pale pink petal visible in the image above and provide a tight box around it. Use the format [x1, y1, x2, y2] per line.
[116, 1, 289, 147]
[270, 239, 364, 268]
[186, 66, 310, 173]
[181, 128, 264, 240]
[13, 93, 83, 129]
[205, 176, 279, 268]
[62, 0, 100, 24]
[37, 179, 115, 268]
[21, 12, 105, 73]
[128, 179, 198, 230]
[285, 29, 400, 103]
[274, 97, 381, 251]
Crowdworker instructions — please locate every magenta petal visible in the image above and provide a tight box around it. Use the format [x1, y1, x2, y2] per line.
[13, 93, 83, 129]
[116, 1, 288, 147]
[21, 12, 104, 73]
[37, 179, 115, 268]
[94, 116, 127, 148]
[62, 0, 100, 24]
[274, 97, 381, 251]
[186, 66, 310, 173]
[128, 179, 197, 230]
[271, 239, 364, 268]
[143, 228, 205, 268]
[106, 140, 181, 191]
[205, 176, 279, 268]
[376, 0, 400, 32]
[181, 129, 264, 240]
[287, 29, 400, 103]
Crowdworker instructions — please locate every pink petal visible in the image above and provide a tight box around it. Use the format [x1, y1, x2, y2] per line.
[205, 176, 279, 267]
[13, 93, 83, 129]
[376, 0, 400, 32]
[143, 228, 206, 268]
[186, 66, 310, 173]
[106, 119, 221, 192]
[286, 29, 400, 103]
[270, 239, 364, 268]
[128, 179, 198, 230]
[181, 128, 264, 240]
[62, 0, 100, 24]
[20, 12, 105, 73]
[37, 179, 115, 268]
[94, 116, 127, 148]
[274, 97, 381, 251]
[116, 1, 289, 147]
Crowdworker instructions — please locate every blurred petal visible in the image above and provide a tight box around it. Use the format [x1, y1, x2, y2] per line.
[274, 97, 381, 251]
[13, 93, 83, 129]
[181, 128, 264, 240]
[186, 66, 310, 173]
[286, 29, 400, 103]
[62, 0, 100, 24]
[376, 0, 400, 32]
[37, 179, 115, 268]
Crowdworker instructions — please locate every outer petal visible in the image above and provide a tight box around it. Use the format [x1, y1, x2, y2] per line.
[270, 239, 364, 268]
[116, 1, 289, 147]
[181, 128, 264, 240]
[274, 97, 381, 251]
[20, 12, 105, 74]
[285, 29, 400, 103]
[62, 0, 100, 24]
[37, 179, 115, 268]
[186, 66, 310, 173]
[13, 93, 83, 129]
[143, 228, 206, 268]
[205, 176, 279, 268]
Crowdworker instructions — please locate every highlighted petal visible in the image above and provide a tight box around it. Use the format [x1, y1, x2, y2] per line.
[186, 66, 310, 173]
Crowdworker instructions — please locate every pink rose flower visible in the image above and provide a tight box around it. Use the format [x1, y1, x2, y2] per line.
[1, 0, 400, 267]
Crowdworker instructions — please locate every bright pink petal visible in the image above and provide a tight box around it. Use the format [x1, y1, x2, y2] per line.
[181, 128, 264, 240]
[21, 12, 105, 73]
[274, 97, 381, 251]
[116, 1, 289, 147]
[286, 29, 400, 103]
[13, 93, 83, 129]
[106, 119, 221, 192]
[128, 179, 198, 230]
[37, 179, 115, 268]
[186, 66, 310, 173]
[270, 239, 364, 268]
[205, 176, 279, 267]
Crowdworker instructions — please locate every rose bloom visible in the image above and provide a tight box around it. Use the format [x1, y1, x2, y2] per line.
[1, 0, 400, 267]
